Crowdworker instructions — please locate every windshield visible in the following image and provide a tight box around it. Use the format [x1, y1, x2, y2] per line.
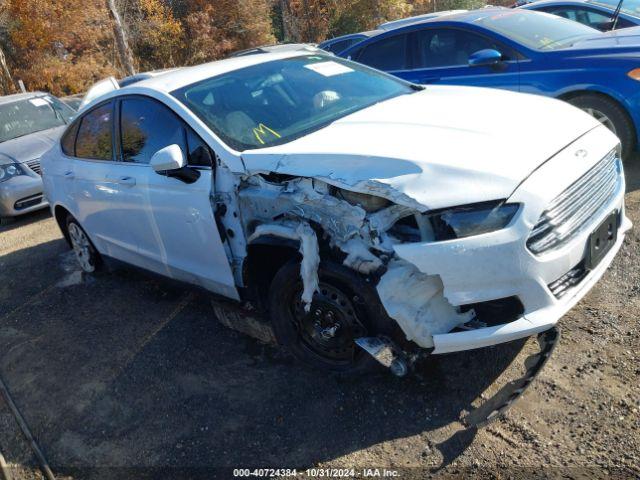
[0, 96, 74, 143]
[475, 10, 600, 50]
[172, 55, 415, 151]
[592, 0, 640, 16]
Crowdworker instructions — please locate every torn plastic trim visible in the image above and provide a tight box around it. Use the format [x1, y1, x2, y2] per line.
[376, 259, 474, 349]
[248, 222, 320, 312]
[238, 176, 414, 276]
[462, 326, 559, 428]
[213, 157, 248, 286]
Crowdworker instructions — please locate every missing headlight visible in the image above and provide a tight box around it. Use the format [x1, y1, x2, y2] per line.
[333, 188, 390, 213]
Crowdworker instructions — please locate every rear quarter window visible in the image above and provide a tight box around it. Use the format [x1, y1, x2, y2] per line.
[61, 121, 80, 157]
[75, 103, 114, 161]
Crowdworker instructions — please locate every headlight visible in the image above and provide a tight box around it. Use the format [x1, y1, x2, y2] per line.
[0, 163, 24, 183]
[427, 200, 520, 240]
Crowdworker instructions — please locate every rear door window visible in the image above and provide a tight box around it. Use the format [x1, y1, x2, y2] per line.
[356, 34, 410, 71]
[75, 103, 114, 161]
[327, 38, 361, 54]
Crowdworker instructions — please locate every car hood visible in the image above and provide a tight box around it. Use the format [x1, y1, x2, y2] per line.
[0, 126, 65, 165]
[570, 26, 640, 49]
[241, 86, 600, 211]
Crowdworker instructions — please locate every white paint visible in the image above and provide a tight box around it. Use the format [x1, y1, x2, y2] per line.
[377, 260, 474, 348]
[248, 222, 320, 311]
[242, 86, 602, 210]
[42, 49, 631, 355]
[339, 238, 383, 274]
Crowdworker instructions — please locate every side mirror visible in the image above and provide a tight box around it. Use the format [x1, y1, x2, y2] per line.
[468, 49, 503, 67]
[150, 144, 186, 172]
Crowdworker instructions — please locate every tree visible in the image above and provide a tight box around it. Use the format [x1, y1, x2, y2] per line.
[6, 0, 117, 95]
[180, 0, 275, 64]
[0, 0, 15, 94]
[106, 0, 136, 75]
[329, 0, 412, 37]
[114, 0, 183, 71]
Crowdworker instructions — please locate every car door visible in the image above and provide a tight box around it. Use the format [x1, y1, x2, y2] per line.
[401, 27, 521, 91]
[353, 32, 414, 80]
[65, 101, 142, 264]
[112, 95, 237, 298]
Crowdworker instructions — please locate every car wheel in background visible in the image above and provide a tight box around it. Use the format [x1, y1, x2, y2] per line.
[66, 216, 101, 273]
[567, 94, 635, 159]
[268, 260, 393, 374]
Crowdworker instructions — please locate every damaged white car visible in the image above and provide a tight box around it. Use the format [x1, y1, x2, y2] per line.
[41, 52, 631, 374]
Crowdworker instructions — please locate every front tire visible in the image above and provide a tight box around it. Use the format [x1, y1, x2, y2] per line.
[567, 94, 635, 158]
[66, 216, 101, 273]
[268, 259, 393, 374]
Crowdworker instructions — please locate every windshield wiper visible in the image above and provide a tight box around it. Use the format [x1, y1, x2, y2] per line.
[610, 0, 624, 30]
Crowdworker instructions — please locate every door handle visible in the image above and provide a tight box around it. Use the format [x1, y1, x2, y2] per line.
[64, 171, 75, 180]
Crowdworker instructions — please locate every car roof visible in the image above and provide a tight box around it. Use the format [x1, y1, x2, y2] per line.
[230, 43, 319, 57]
[320, 30, 381, 46]
[0, 92, 49, 106]
[523, 0, 603, 6]
[523, 0, 640, 12]
[126, 50, 330, 94]
[339, 7, 523, 42]
[377, 10, 469, 30]
[374, 7, 513, 29]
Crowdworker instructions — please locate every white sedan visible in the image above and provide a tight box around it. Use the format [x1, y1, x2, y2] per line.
[41, 51, 631, 374]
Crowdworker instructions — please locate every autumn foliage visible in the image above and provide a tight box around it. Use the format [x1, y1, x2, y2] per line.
[0, 0, 491, 96]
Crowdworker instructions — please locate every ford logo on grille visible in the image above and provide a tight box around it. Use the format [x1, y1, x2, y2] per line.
[575, 149, 588, 158]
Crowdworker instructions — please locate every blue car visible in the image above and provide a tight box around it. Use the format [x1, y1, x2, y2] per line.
[520, 0, 640, 31]
[318, 31, 381, 54]
[318, 11, 469, 54]
[339, 8, 640, 156]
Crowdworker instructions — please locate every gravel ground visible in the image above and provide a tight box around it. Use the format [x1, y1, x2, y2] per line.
[0, 158, 638, 479]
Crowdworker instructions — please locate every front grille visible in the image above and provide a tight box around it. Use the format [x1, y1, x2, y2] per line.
[527, 150, 620, 254]
[25, 159, 41, 176]
[548, 262, 588, 299]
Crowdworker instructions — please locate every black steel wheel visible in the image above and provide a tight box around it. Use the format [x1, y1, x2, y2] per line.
[269, 259, 394, 373]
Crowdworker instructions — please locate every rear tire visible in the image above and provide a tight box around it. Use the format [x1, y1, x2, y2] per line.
[567, 94, 635, 159]
[268, 259, 394, 374]
[65, 216, 101, 273]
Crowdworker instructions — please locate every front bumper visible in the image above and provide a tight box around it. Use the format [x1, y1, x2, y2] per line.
[0, 173, 47, 217]
[393, 126, 631, 354]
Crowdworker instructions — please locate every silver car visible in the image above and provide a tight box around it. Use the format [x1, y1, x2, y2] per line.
[0, 92, 75, 224]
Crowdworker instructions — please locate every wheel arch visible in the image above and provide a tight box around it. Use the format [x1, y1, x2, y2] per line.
[558, 88, 638, 152]
[53, 204, 73, 247]
[242, 235, 302, 310]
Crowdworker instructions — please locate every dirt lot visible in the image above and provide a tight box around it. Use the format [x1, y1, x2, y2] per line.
[0, 158, 639, 479]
